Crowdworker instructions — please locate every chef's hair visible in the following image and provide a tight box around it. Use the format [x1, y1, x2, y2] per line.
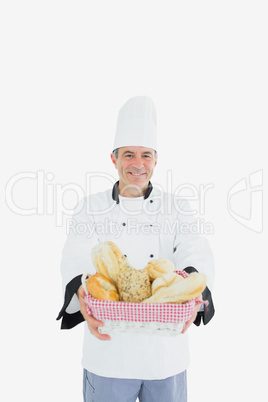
[112, 148, 119, 159]
[112, 148, 157, 160]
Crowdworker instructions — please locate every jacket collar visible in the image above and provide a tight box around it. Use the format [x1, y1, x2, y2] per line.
[112, 181, 153, 204]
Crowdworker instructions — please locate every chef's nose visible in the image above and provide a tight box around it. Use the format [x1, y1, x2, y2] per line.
[132, 156, 144, 169]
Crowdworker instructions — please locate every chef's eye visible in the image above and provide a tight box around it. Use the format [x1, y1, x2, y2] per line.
[125, 154, 133, 158]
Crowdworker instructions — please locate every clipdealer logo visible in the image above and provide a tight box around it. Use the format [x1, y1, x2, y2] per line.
[227, 170, 263, 233]
[5, 169, 264, 234]
[66, 217, 214, 239]
[4, 170, 214, 234]
[5, 171, 117, 226]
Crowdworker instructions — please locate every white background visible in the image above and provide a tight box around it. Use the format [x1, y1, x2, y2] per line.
[1, 1, 267, 401]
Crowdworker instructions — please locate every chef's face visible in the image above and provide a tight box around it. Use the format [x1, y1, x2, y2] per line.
[111, 146, 157, 197]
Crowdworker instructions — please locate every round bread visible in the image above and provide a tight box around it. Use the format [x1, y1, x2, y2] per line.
[86, 273, 119, 301]
[145, 258, 175, 281]
[117, 266, 151, 303]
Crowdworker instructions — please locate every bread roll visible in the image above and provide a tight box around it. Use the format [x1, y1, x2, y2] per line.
[117, 263, 151, 303]
[145, 258, 175, 281]
[151, 272, 184, 295]
[86, 273, 119, 301]
[91, 241, 124, 284]
[143, 272, 207, 304]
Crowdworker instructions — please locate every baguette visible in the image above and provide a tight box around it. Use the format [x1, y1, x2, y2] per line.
[143, 272, 207, 304]
[151, 272, 184, 295]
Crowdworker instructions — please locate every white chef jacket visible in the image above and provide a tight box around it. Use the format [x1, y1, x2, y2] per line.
[60, 185, 214, 380]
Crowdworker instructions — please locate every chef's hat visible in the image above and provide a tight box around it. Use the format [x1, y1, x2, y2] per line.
[113, 96, 157, 151]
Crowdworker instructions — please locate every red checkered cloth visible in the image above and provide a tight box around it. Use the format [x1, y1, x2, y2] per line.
[83, 270, 197, 325]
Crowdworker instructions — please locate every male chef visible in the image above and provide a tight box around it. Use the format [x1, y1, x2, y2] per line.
[57, 96, 215, 402]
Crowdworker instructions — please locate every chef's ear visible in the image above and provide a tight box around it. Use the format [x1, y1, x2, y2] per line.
[111, 152, 118, 169]
[154, 151, 158, 167]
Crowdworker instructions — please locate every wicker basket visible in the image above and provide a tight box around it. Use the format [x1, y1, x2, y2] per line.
[82, 271, 205, 336]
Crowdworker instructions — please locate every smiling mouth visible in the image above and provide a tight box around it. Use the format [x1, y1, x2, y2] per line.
[128, 172, 146, 176]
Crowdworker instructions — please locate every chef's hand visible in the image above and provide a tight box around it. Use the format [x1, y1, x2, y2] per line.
[77, 285, 111, 341]
[181, 294, 203, 334]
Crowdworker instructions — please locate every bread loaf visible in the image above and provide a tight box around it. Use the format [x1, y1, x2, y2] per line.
[117, 262, 151, 303]
[151, 272, 184, 295]
[145, 258, 175, 281]
[143, 272, 207, 304]
[86, 273, 119, 301]
[91, 241, 125, 284]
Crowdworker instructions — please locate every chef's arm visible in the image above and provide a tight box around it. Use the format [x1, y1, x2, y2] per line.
[76, 285, 111, 340]
[56, 275, 84, 329]
[172, 234, 215, 326]
[172, 200, 215, 326]
[57, 277, 111, 340]
[172, 233, 215, 326]
[183, 266, 215, 326]
[56, 197, 98, 329]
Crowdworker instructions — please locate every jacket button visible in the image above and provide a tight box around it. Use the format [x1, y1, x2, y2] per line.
[150, 254, 154, 258]
[122, 222, 126, 226]
[150, 200, 153, 203]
